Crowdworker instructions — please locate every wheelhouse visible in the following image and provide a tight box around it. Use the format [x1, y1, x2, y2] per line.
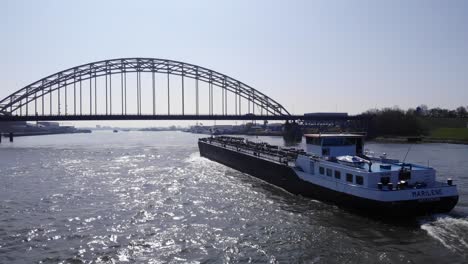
[304, 133, 365, 157]
[297, 133, 440, 191]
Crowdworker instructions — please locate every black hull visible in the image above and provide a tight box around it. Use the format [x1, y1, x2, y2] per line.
[198, 141, 458, 217]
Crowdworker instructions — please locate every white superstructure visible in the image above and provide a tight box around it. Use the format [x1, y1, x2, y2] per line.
[294, 134, 458, 202]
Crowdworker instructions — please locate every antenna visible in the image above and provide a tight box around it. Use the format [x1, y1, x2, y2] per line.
[402, 145, 412, 163]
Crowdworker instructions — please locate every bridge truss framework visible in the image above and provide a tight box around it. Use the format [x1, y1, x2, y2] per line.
[0, 58, 291, 120]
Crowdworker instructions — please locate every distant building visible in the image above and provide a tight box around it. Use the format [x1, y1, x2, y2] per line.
[0, 121, 28, 131]
[266, 123, 283, 132]
[0, 120, 88, 136]
[37, 121, 60, 127]
[304, 112, 348, 118]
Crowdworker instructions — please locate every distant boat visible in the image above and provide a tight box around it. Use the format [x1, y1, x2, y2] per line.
[113, 129, 118, 133]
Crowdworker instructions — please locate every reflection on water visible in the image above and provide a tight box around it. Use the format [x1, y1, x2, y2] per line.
[0, 131, 467, 263]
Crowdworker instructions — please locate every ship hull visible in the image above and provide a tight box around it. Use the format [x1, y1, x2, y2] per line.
[198, 141, 458, 217]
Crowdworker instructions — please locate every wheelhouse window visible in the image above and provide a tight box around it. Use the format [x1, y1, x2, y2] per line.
[326, 168, 332, 177]
[322, 148, 330, 156]
[346, 173, 353, 183]
[322, 138, 343, 146]
[319, 167, 325, 175]
[322, 137, 358, 146]
[306, 137, 321, 145]
[356, 176, 364, 185]
[334, 170, 341, 179]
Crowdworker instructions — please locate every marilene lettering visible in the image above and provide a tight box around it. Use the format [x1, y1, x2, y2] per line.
[412, 189, 442, 198]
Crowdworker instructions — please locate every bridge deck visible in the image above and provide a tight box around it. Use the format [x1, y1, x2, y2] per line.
[0, 114, 366, 122]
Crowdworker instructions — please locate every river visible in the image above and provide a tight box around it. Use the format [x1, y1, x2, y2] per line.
[0, 131, 467, 263]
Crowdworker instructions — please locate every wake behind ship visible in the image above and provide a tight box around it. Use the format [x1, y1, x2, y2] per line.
[198, 134, 458, 217]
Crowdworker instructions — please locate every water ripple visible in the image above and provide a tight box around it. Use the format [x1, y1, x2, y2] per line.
[0, 132, 467, 263]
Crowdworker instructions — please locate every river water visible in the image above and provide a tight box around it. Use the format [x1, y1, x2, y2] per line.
[0, 131, 467, 263]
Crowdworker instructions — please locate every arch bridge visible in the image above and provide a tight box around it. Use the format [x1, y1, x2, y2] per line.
[0, 58, 295, 121]
[0, 58, 364, 123]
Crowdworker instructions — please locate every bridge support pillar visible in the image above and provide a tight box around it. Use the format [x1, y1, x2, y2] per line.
[283, 121, 303, 143]
[9, 132, 13, 142]
[0, 133, 2, 143]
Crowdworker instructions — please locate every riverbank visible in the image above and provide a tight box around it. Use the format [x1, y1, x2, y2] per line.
[372, 136, 468, 145]
[1, 129, 91, 138]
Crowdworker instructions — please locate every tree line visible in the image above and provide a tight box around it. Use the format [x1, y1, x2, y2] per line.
[362, 105, 468, 138]
[410, 105, 468, 118]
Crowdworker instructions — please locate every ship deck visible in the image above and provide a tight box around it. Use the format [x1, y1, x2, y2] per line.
[199, 136, 306, 164]
[200, 136, 432, 174]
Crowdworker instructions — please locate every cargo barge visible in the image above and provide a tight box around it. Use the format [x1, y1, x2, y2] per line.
[198, 134, 459, 217]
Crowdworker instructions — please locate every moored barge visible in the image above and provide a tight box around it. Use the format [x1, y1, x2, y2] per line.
[198, 134, 459, 217]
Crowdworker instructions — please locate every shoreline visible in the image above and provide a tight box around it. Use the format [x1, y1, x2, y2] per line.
[371, 137, 468, 145]
[1, 130, 91, 138]
[4, 130, 468, 145]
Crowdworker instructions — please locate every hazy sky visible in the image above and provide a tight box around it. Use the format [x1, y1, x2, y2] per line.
[1, 0, 467, 127]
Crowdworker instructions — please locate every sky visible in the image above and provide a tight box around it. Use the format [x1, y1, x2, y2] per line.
[1, 0, 467, 127]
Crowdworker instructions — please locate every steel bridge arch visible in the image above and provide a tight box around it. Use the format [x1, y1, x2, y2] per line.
[0, 58, 290, 117]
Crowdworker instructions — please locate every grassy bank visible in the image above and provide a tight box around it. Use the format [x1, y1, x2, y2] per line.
[429, 128, 468, 141]
[371, 128, 468, 144]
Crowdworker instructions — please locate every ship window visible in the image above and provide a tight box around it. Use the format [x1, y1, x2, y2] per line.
[326, 168, 332, 177]
[343, 138, 357, 146]
[334, 170, 341, 179]
[306, 137, 321, 145]
[356, 176, 364, 185]
[346, 173, 353, 183]
[313, 138, 320, 145]
[322, 137, 361, 146]
[319, 167, 325, 175]
[322, 148, 330, 156]
[322, 138, 343, 146]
